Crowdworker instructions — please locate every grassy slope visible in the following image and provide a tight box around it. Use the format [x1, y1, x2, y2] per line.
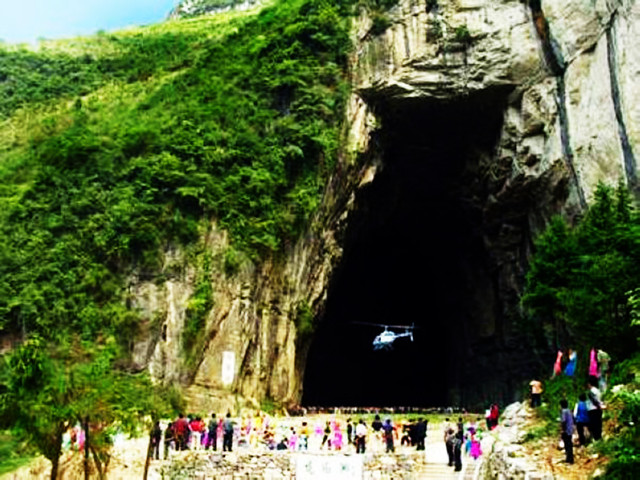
[0, 0, 353, 344]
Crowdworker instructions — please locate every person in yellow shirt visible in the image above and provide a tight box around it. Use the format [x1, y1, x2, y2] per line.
[529, 379, 543, 408]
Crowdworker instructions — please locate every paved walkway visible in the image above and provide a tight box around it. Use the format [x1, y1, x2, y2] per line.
[407, 422, 484, 480]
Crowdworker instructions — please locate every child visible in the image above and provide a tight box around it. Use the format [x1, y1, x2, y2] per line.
[470, 435, 482, 460]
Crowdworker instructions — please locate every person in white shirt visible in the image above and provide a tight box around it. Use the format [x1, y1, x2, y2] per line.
[355, 419, 367, 454]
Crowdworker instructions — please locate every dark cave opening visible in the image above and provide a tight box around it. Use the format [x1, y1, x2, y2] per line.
[302, 92, 510, 407]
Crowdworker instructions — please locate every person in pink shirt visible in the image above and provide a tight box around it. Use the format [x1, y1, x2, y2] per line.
[589, 348, 599, 378]
[288, 427, 298, 450]
[333, 423, 343, 451]
[553, 350, 563, 377]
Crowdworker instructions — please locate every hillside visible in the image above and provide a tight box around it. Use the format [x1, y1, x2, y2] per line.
[0, 0, 352, 347]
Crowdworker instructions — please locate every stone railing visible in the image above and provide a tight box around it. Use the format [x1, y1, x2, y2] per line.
[153, 450, 430, 480]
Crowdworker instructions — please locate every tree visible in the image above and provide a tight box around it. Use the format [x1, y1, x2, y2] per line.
[523, 183, 640, 358]
[0, 336, 170, 480]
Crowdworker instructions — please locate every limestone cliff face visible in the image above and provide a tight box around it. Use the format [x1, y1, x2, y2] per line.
[348, 0, 639, 403]
[354, 0, 637, 202]
[128, 96, 375, 412]
[133, 0, 639, 410]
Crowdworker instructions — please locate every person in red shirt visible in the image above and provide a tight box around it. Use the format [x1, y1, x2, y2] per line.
[174, 413, 189, 450]
[190, 416, 205, 449]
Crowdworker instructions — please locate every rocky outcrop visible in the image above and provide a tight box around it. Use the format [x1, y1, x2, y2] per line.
[481, 402, 554, 480]
[169, 0, 263, 19]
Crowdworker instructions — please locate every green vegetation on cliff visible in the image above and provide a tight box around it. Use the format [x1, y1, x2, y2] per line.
[0, 0, 360, 475]
[0, 0, 353, 342]
[523, 183, 640, 477]
[524, 183, 639, 359]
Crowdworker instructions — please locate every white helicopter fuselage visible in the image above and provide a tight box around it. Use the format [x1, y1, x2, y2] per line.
[372, 329, 413, 350]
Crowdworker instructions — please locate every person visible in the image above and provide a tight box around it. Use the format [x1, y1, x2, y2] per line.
[443, 418, 453, 463]
[489, 404, 499, 430]
[573, 393, 589, 446]
[382, 418, 395, 453]
[190, 416, 204, 450]
[333, 423, 343, 451]
[589, 348, 599, 378]
[206, 413, 218, 450]
[321, 421, 331, 449]
[400, 422, 412, 447]
[371, 414, 383, 432]
[346, 418, 354, 446]
[452, 429, 463, 471]
[371, 414, 383, 451]
[276, 436, 288, 450]
[299, 421, 309, 451]
[529, 379, 543, 407]
[288, 427, 298, 450]
[470, 435, 482, 460]
[445, 427, 456, 467]
[560, 399, 574, 464]
[553, 350, 563, 377]
[484, 408, 492, 430]
[414, 418, 427, 451]
[163, 422, 174, 460]
[355, 419, 367, 454]
[150, 421, 162, 460]
[564, 348, 577, 376]
[223, 413, 234, 452]
[597, 349, 611, 392]
[174, 413, 189, 451]
[587, 376, 604, 440]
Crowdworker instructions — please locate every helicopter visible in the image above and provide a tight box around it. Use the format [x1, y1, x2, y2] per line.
[354, 322, 417, 351]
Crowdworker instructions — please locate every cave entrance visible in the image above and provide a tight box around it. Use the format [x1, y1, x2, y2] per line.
[302, 92, 509, 408]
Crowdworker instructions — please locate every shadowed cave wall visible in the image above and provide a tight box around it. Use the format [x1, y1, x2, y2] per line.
[302, 92, 542, 408]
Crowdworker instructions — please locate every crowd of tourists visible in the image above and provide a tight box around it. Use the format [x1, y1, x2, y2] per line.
[441, 414, 493, 472]
[149, 412, 441, 461]
[531, 347, 610, 466]
[145, 409, 496, 477]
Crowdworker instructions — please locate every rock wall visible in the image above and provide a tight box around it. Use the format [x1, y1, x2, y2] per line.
[133, 0, 640, 411]
[345, 0, 639, 405]
[154, 450, 430, 479]
[354, 0, 638, 204]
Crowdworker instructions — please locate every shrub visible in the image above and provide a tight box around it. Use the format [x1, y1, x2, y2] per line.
[454, 24, 471, 44]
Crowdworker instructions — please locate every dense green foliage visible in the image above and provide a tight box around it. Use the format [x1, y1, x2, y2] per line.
[523, 183, 640, 359]
[0, 0, 354, 342]
[0, 430, 35, 475]
[183, 251, 214, 366]
[589, 354, 640, 478]
[0, 0, 362, 473]
[0, 336, 171, 478]
[523, 183, 640, 477]
[294, 299, 314, 340]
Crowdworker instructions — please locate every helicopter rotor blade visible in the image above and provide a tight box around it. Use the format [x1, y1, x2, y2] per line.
[352, 321, 419, 329]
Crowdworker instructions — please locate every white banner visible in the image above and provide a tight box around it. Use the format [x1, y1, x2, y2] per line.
[221, 351, 235, 386]
[295, 454, 363, 480]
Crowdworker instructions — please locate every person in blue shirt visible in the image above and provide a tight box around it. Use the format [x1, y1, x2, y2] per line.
[564, 348, 577, 376]
[560, 399, 575, 464]
[573, 394, 590, 446]
[382, 418, 395, 453]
